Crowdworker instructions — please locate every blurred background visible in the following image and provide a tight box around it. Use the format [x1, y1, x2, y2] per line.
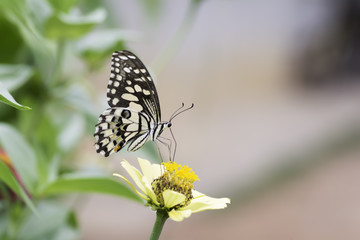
[1, 0, 360, 239]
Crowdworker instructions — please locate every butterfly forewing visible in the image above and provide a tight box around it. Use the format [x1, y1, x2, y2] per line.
[107, 50, 161, 122]
[95, 50, 164, 157]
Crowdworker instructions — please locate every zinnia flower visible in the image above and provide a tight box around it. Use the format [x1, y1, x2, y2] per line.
[113, 158, 230, 222]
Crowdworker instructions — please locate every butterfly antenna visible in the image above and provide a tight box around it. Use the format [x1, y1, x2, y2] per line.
[169, 103, 185, 120]
[169, 103, 194, 122]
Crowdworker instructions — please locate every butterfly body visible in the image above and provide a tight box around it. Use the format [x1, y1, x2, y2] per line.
[94, 50, 171, 157]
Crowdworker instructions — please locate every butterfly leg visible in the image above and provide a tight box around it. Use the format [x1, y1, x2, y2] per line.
[154, 141, 165, 164]
[157, 136, 173, 162]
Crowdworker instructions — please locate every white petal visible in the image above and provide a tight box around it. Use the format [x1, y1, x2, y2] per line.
[120, 160, 147, 194]
[142, 176, 159, 205]
[137, 158, 163, 182]
[181, 190, 230, 213]
[113, 173, 149, 201]
[168, 209, 192, 222]
[163, 190, 186, 208]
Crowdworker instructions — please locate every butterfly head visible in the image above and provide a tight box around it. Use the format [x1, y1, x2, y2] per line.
[158, 121, 172, 135]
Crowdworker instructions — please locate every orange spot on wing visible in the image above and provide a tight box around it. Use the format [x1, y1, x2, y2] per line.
[114, 145, 121, 152]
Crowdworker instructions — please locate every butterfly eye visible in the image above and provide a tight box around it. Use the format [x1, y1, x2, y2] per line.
[167, 122, 172, 128]
[121, 109, 131, 119]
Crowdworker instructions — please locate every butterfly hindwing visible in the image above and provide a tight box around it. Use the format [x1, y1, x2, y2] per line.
[94, 107, 152, 156]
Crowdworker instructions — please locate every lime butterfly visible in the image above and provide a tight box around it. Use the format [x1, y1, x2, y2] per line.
[94, 50, 193, 158]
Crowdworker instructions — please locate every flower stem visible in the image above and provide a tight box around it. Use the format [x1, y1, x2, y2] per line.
[149, 210, 169, 240]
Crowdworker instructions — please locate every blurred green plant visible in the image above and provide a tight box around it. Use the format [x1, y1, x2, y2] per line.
[0, 0, 145, 239]
[0, 0, 204, 238]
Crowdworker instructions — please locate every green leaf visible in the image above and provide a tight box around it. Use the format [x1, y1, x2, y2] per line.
[0, 161, 36, 213]
[61, 83, 97, 118]
[0, 82, 31, 110]
[1, 0, 56, 83]
[0, 64, 33, 91]
[0, 124, 38, 193]
[42, 174, 142, 203]
[17, 201, 79, 240]
[0, 18, 23, 63]
[44, 8, 106, 39]
[75, 29, 139, 68]
[47, 0, 79, 13]
[57, 114, 86, 152]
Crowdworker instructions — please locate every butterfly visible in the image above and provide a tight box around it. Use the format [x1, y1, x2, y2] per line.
[94, 50, 193, 158]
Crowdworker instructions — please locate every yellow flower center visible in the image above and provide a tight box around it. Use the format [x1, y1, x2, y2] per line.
[151, 162, 199, 209]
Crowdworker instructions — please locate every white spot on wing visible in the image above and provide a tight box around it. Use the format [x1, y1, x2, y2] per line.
[112, 98, 120, 105]
[114, 81, 120, 87]
[111, 89, 116, 94]
[129, 102, 143, 111]
[125, 87, 135, 93]
[124, 67, 130, 73]
[116, 75, 122, 81]
[114, 109, 122, 116]
[122, 93, 138, 101]
[143, 90, 151, 95]
[127, 124, 139, 131]
[105, 115, 113, 121]
[100, 138, 109, 145]
[134, 85, 142, 92]
[106, 142, 114, 151]
[102, 129, 113, 137]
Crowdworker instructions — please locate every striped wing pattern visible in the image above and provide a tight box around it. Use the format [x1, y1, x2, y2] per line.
[94, 50, 162, 157]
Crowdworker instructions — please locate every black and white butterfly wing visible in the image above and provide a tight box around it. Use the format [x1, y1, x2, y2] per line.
[94, 50, 161, 157]
[107, 50, 161, 121]
[94, 108, 151, 156]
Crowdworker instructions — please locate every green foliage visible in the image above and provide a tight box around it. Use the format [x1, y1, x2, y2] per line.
[0, 124, 38, 192]
[0, 85, 32, 110]
[44, 8, 106, 39]
[42, 174, 142, 202]
[0, 0, 156, 238]
[16, 201, 80, 240]
[0, 64, 33, 110]
[0, 161, 35, 212]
